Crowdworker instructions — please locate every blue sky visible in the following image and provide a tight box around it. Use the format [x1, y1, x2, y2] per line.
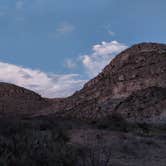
[0, 0, 165, 97]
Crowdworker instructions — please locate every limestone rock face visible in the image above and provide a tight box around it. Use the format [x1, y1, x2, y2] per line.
[0, 83, 50, 116]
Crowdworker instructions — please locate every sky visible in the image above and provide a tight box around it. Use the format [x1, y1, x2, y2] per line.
[0, 0, 165, 98]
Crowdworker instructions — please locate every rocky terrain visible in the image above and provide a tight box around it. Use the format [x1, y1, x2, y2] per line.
[0, 42, 166, 123]
[0, 82, 50, 117]
[51, 43, 166, 123]
[0, 42, 166, 166]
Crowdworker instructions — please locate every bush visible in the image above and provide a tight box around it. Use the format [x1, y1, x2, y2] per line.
[96, 113, 128, 132]
[0, 118, 76, 166]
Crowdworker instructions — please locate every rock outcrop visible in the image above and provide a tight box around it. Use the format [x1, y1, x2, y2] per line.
[0, 82, 50, 116]
[114, 87, 166, 123]
[52, 43, 166, 122]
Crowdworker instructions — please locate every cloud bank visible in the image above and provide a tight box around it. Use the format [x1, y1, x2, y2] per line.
[0, 62, 86, 98]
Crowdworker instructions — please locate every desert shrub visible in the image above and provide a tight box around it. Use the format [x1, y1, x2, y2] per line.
[0, 118, 76, 166]
[132, 122, 150, 136]
[96, 113, 128, 132]
[75, 145, 112, 166]
[95, 113, 155, 136]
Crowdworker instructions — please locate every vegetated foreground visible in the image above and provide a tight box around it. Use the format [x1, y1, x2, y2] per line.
[0, 115, 166, 166]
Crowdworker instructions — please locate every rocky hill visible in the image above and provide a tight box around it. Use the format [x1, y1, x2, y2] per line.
[0, 43, 166, 123]
[53, 43, 166, 122]
[0, 82, 50, 116]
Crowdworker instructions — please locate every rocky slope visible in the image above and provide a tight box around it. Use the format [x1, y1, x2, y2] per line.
[0, 43, 166, 123]
[53, 43, 166, 122]
[114, 87, 166, 123]
[0, 82, 50, 116]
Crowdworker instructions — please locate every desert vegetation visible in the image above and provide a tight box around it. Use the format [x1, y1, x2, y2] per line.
[0, 115, 166, 166]
[0, 117, 114, 166]
[0, 117, 76, 166]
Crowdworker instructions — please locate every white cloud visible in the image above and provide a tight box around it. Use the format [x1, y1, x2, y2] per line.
[16, 0, 24, 10]
[49, 22, 75, 38]
[56, 22, 75, 34]
[108, 30, 115, 36]
[102, 24, 115, 36]
[65, 59, 77, 69]
[81, 41, 128, 77]
[0, 62, 86, 98]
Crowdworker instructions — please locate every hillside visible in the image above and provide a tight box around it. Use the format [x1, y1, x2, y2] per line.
[0, 43, 166, 123]
[52, 43, 166, 122]
[0, 82, 50, 116]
